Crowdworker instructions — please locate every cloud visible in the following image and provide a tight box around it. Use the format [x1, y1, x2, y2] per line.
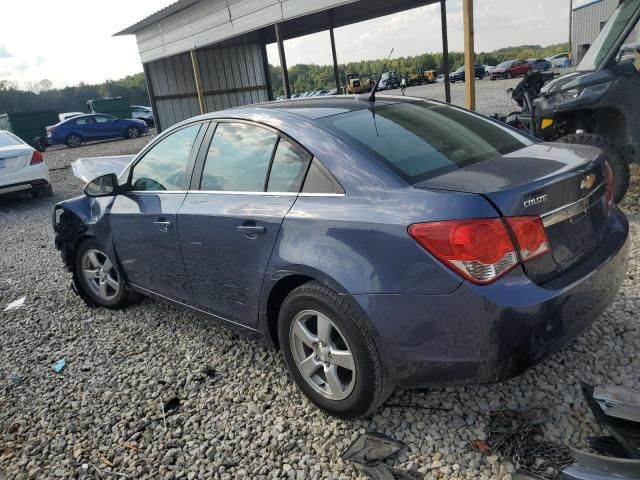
[0, 60, 28, 77]
[0, 45, 13, 58]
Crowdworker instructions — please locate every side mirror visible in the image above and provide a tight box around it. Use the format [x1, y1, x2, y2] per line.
[84, 173, 120, 197]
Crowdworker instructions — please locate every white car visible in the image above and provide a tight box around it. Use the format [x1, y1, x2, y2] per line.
[0, 130, 52, 198]
[59, 112, 84, 122]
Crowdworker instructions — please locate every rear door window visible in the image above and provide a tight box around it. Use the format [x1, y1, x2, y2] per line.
[267, 139, 312, 193]
[75, 117, 95, 126]
[200, 123, 278, 192]
[318, 101, 533, 184]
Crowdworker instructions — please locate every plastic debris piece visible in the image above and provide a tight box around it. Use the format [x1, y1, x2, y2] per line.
[52, 359, 66, 373]
[342, 432, 405, 466]
[4, 296, 25, 311]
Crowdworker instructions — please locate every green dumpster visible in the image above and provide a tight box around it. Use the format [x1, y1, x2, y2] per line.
[87, 97, 131, 119]
[0, 110, 59, 148]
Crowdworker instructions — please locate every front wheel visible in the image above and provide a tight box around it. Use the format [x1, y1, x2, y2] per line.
[126, 126, 140, 139]
[278, 281, 392, 419]
[556, 133, 630, 203]
[74, 238, 139, 309]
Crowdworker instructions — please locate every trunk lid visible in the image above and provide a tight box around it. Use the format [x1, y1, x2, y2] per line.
[416, 143, 610, 283]
[0, 146, 33, 173]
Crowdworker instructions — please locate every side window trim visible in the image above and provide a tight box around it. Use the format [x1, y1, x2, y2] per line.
[299, 157, 345, 196]
[126, 121, 208, 193]
[263, 136, 281, 192]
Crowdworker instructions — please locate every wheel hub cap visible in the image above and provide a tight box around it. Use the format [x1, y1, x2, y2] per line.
[81, 249, 120, 301]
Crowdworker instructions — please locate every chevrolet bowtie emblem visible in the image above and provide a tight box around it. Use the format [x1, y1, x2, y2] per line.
[580, 174, 596, 190]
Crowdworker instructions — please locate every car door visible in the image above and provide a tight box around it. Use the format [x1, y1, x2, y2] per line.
[178, 121, 313, 327]
[94, 115, 120, 138]
[74, 116, 96, 140]
[109, 122, 206, 302]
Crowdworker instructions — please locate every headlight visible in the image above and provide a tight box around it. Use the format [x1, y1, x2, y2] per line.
[552, 81, 613, 104]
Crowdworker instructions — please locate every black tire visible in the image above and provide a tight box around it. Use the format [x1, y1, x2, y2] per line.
[66, 134, 82, 148]
[33, 137, 47, 152]
[278, 281, 393, 419]
[31, 185, 53, 198]
[74, 238, 139, 309]
[556, 133, 630, 203]
[507, 72, 513, 79]
[126, 126, 140, 139]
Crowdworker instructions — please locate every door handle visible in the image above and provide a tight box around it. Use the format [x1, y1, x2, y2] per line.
[236, 225, 265, 234]
[154, 220, 172, 233]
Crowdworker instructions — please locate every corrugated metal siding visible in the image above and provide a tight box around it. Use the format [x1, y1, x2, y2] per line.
[133, 0, 360, 62]
[572, 0, 640, 63]
[145, 41, 269, 130]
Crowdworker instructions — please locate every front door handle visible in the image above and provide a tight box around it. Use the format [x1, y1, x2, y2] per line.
[154, 220, 172, 233]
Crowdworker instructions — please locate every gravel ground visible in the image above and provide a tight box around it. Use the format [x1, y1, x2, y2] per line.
[1, 96, 639, 480]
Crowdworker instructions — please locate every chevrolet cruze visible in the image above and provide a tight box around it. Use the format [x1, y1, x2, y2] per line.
[53, 96, 629, 418]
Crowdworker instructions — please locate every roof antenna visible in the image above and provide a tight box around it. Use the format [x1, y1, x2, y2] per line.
[368, 48, 395, 102]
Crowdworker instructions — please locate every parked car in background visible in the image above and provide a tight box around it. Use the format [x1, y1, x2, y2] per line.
[490, 60, 532, 80]
[548, 52, 571, 68]
[58, 112, 84, 122]
[53, 95, 628, 419]
[46, 114, 148, 148]
[528, 58, 551, 71]
[484, 65, 496, 75]
[131, 106, 155, 127]
[378, 71, 400, 90]
[0, 130, 52, 198]
[450, 64, 486, 82]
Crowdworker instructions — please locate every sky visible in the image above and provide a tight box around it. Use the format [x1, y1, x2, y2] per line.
[0, 0, 592, 89]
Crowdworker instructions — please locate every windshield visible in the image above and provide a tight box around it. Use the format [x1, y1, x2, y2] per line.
[318, 101, 533, 184]
[455, 66, 465, 72]
[497, 61, 514, 68]
[578, 0, 640, 71]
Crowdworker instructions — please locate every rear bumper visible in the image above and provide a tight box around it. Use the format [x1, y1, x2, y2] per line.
[0, 162, 51, 194]
[355, 208, 629, 388]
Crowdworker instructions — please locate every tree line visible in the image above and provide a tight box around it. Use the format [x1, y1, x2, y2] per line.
[0, 43, 567, 113]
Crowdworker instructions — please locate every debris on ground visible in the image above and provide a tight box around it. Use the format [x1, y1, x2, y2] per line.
[342, 432, 417, 479]
[3, 296, 25, 311]
[52, 359, 66, 373]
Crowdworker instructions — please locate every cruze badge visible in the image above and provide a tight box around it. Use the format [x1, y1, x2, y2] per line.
[580, 174, 596, 190]
[523, 194, 548, 209]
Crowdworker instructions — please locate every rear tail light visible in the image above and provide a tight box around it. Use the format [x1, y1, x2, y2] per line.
[604, 161, 614, 207]
[409, 216, 549, 285]
[30, 150, 44, 165]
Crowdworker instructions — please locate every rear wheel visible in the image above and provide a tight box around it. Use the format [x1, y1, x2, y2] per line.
[278, 281, 392, 419]
[66, 134, 82, 148]
[556, 133, 630, 203]
[126, 126, 140, 139]
[507, 72, 513, 79]
[74, 238, 139, 309]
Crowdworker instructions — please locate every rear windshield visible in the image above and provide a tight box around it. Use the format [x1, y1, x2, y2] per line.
[0, 132, 22, 148]
[318, 101, 533, 184]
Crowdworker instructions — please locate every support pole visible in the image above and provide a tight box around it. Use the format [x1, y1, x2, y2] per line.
[568, 0, 574, 64]
[330, 27, 341, 94]
[275, 23, 291, 99]
[463, 0, 475, 110]
[143, 62, 161, 132]
[440, 0, 451, 103]
[190, 50, 206, 115]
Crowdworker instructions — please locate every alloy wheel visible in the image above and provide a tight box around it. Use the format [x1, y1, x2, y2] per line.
[127, 127, 140, 138]
[289, 309, 356, 401]
[81, 249, 121, 301]
[68, 135, 81, 147]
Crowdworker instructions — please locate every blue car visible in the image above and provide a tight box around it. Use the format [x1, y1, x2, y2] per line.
[46, 114, 148, 148]
[53, 96, 628, 418]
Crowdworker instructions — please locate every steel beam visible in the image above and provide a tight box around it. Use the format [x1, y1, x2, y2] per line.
[275, 23, 291, 99]
[142, 62, 162, 132]
[329, 27, 341, 94]
[463, 0, 475, 110]
[190, 50, 206, 114]
[440, 0, 451, 103]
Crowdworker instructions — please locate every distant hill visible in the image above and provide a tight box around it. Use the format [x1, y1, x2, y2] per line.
[0, 43, 568, 113]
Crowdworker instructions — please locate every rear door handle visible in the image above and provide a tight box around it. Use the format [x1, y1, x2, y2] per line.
[154, 220, 172, 233]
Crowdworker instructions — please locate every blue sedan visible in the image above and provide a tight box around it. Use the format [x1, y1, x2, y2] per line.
[53, 96, 628, 418]
[46, 114, 148, 148]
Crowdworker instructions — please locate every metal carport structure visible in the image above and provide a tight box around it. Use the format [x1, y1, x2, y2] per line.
[116, 0, 476, 132]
